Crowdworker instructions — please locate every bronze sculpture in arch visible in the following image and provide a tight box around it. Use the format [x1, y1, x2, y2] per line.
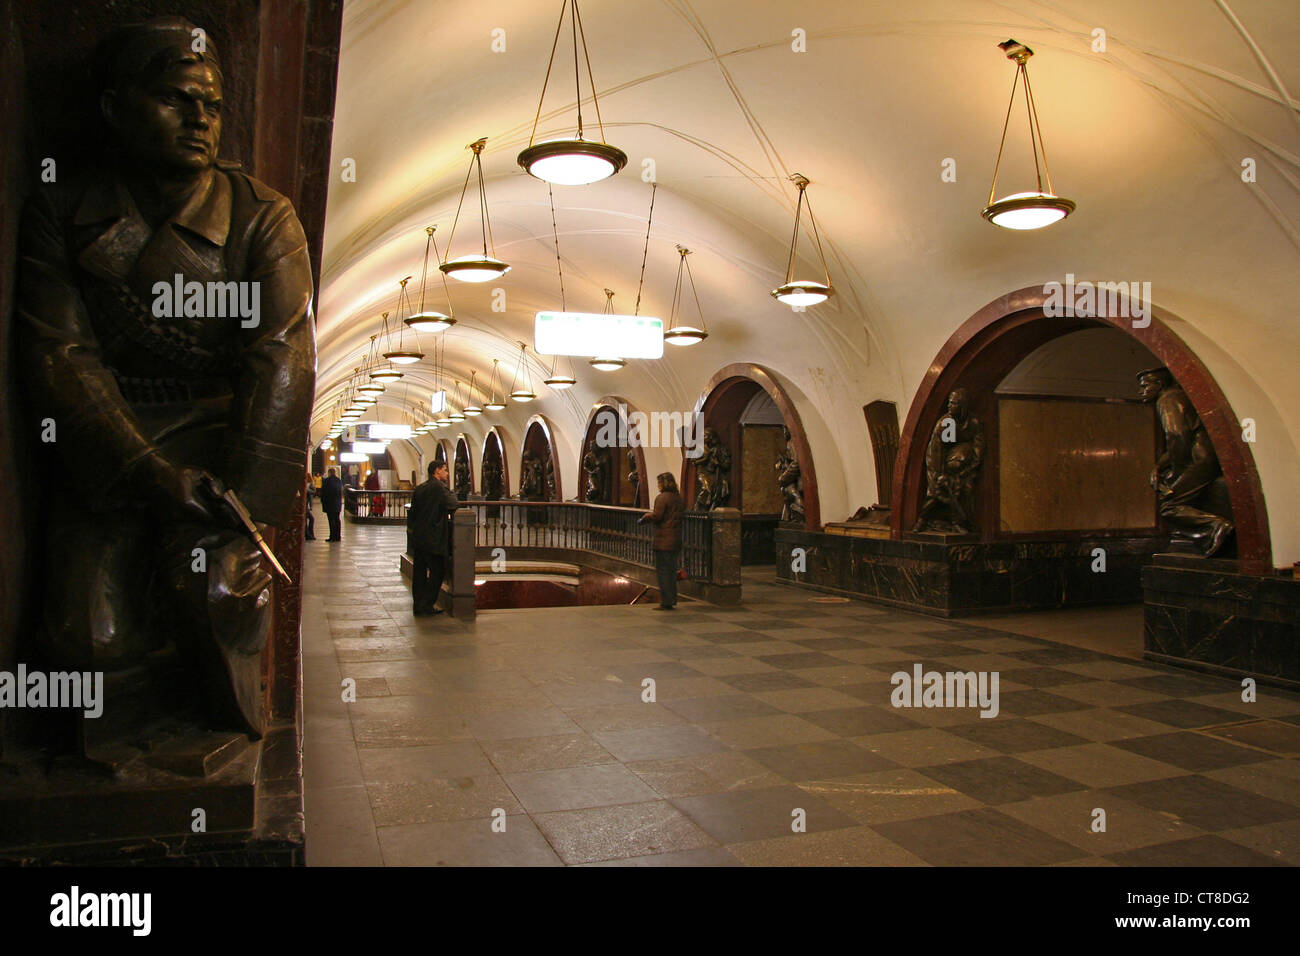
[891, 285, 1273, 575]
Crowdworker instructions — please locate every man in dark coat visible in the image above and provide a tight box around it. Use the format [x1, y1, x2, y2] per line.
[16, 18, 315, 739]
[407, 460, 460, 615]
[639, 472, 685, 610]
[320, 467, 344, 541]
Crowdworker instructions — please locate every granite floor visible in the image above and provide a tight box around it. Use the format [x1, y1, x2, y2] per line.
[301, 523, 1300, 867]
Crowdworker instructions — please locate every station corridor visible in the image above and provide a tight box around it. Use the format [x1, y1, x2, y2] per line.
[301, 525, 1300, 867]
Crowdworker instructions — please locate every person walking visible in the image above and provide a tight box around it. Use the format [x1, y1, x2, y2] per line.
[304, 472, 317, 540]
[320, 467, 344, 542]
[407, 460, 460, 615]
[639, 472, 684, 610]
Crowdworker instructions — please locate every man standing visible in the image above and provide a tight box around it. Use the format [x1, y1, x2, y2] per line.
[407, 460, 460, 615]
[639, 472, 684, 610]
[320, 467, 344, 542]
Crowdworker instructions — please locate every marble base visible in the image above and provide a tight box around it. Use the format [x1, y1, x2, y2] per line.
[741, 515, 781, 565]
[776, 528, 1166, 617]
[1142, 555, 1300, 684]
[0, 724, 303, 865]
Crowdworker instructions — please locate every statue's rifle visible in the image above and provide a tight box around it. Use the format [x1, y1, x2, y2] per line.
[200, 474, 294, 584]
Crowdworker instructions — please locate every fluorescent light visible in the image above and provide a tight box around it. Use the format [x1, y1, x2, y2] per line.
[535, 310, 663, 359]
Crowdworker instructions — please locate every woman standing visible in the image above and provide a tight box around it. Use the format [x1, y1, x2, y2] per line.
[639, 472, 685, 610]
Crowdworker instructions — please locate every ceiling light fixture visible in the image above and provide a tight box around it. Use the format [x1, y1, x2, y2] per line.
[463, 370, 483, 415]
[589, 287, 624, 371]
[771, 173, 833, 307]
[663, 245, 709, 346]
[982, 40, 1075, 230]
[382, 279, 425, 364]
[540, 182, 580, 389]
[509, 343, 537, 402]
[518, 0, 626, 186]
[440, 138, 511, 282]
[407, 226, 458, 331]
[484, 359, 508, 410]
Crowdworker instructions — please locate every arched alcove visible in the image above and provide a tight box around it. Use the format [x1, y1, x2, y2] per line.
[521, 415, 561, 502]
[578, 397, 650, 508]
[892, 286, 1272, 575]
[481, 427, 508, 500]
[689, 363, 821, 530]
[454, 435, 474, 498]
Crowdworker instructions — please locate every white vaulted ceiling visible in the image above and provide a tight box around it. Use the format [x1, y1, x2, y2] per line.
[316, 0, 1300, 561]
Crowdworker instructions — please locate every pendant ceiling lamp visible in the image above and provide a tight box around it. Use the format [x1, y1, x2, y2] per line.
[540, 183, 579, 389]
[982, 39, 1075, 230]
[367, 318, 405, 381]
[518, 0, 627, 186]
[509, 343, 537, 402]
[357, 335, 387, 393]
[544, 355, 578, 388]
[407, 226, 458, 332]
[448, 381, 467, 422]
[663, 245, 709, 346]
[484, 358, 507, 410]
[382, 279, 424, 364]
[589, 288, 625, 370]
[440, 138, 511, 283]
[771, 173, 833, 307]
[463, 371, 483, 415]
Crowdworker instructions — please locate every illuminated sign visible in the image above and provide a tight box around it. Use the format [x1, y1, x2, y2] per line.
[339, 452, 369, 463]
[351, 441, 388, 454]
[535, 311, 663, 359]
[429, 390, 446, 414]
[368, 423, 414, 440]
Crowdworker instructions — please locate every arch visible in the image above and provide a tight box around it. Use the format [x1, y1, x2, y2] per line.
[891, 285, 1272, 574]
[689, 363, 821, 529]
[579, 396, 650, 508]
[454, 434, 474, 496]
[481, 426, 509, 499]
[522, 414, 562, 501]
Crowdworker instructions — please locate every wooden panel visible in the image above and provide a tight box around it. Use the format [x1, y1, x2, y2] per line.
[741, 424, 785, 514]
[999, 398, 1156, 533]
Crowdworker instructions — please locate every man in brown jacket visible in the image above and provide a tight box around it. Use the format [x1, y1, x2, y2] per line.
[639, 472, 684, 610]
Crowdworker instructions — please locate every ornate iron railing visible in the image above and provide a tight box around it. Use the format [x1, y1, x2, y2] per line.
[345, 487, 414, 519]
[463, 500, 712, 577]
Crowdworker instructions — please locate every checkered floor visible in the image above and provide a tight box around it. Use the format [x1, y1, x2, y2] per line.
[301, 524, 1300, 866]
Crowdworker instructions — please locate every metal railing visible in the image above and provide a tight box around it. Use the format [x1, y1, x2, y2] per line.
[464, 500, 712, 577]
[345, 487, 414, 519]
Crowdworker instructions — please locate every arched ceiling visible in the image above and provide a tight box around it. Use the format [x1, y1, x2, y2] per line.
[316, 0, 1300, 557]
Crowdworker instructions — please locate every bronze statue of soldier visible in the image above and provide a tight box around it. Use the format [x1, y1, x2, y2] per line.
[775, 426, 804, 523]
[16, 18, 316, 748]
[1137, 367, 1234, 556]
[583, 447, 609, 504]
[454, 455, 472, 499]
[913, 388, 984, 534]
[693, 427, 732, 511]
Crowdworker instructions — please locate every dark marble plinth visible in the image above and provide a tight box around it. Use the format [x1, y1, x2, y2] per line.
[776, 528, 1167, 617]
[741, 515, 781, 566]
[1142, 555, 1300, 685]
[0, 724, 303, 866]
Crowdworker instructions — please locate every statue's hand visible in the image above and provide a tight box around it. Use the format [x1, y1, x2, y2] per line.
[1148, 468, 1160, 491]
[138, 455, 222, 525]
